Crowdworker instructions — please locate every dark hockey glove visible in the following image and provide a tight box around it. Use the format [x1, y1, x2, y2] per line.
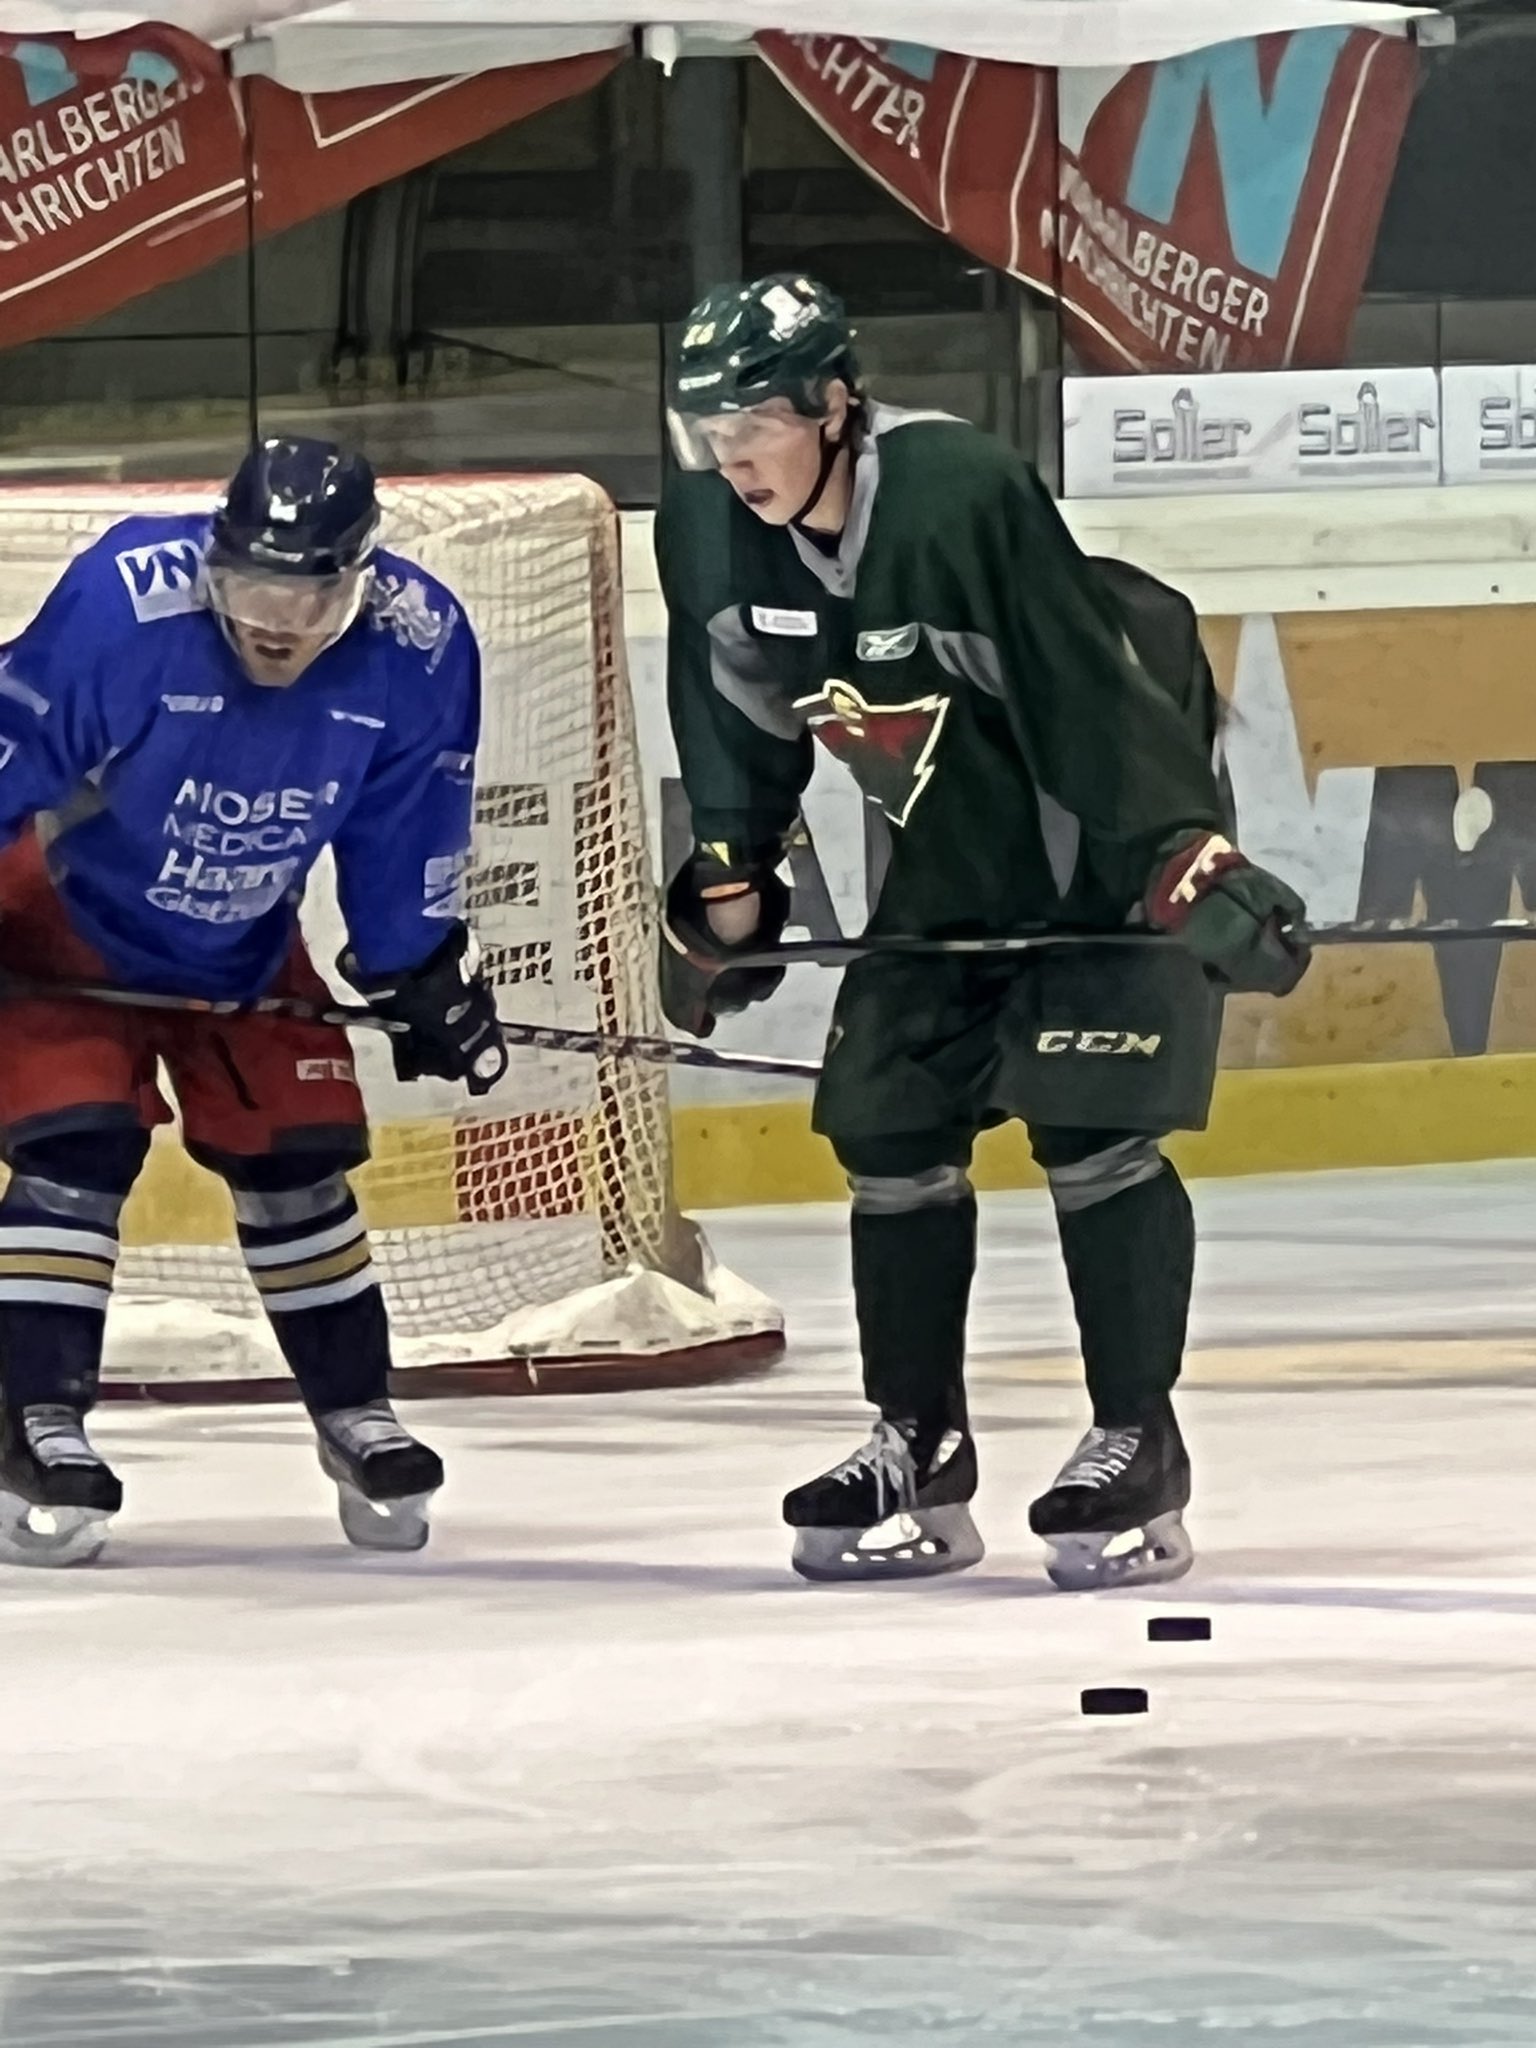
[1144, 831, 1311, 997]
[659, 858, 790, 1039]
[344, 924, 509, 1095]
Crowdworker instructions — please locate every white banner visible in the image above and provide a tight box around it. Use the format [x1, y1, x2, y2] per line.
[1064, 367, 1442, 497]
[6, 2, 1433, 81]
[1440, 365, 1536, 485]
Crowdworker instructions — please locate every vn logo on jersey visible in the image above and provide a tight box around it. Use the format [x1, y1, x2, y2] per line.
[794, 678, 951, 826]
[116, 538, 205, 624]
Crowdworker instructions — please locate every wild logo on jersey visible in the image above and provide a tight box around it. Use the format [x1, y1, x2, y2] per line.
[793, 678, 952, 826]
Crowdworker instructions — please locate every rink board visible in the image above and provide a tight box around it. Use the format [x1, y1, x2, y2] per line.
[671, 1050, 1536, 1209]
[18, 1044, 1530, 1240]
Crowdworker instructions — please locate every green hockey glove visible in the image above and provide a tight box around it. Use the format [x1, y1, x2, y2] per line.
[1144, 832, 1310, 997]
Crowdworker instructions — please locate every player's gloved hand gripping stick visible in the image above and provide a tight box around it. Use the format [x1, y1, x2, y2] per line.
[341, 923, 509, 1095]
[657, 854, 791, 1038]
[1140, 830, 1310, 997]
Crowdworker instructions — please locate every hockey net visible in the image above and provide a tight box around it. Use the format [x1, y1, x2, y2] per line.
[0, 474, 782, 1399]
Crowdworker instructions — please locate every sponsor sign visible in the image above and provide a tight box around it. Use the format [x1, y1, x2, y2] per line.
[1063, 366, 1441, 496]
[0, 28, 619, 350]
[757, 28, 1416, 375]
[1440, 366, 1536, 485]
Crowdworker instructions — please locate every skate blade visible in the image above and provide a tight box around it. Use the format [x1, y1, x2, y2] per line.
[334, 1480, 435, 1553]
[0, 1489, 113, 1569]
[1043, 1509, 1194, 1593]
[791, 1503, 984, 1583]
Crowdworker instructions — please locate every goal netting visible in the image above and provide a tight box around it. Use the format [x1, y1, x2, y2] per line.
[0, 473, 782, 1399]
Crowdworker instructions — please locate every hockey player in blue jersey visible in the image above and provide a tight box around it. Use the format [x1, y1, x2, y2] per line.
[0, 437, 508, 1565]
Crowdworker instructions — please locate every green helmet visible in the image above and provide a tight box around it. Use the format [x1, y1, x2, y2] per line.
[668, 273, 860, 470]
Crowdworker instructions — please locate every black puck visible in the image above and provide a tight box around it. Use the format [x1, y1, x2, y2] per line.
[1081, 1686, 1148, 1716]
[1148, 1616, 1212, 1643]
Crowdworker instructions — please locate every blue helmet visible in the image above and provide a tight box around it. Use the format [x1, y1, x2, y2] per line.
[209, 437, 379, 580]
[205, 439, 380, 680]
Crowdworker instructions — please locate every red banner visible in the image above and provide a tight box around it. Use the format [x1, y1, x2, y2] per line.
[758, 30, 1417, 374]
[0, 28, 619, 350]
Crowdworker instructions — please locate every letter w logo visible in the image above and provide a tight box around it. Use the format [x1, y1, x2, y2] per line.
[1124, 29, 1349, 280]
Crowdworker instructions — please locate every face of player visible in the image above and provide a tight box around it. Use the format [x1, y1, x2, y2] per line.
[206, 564, 372, 687]
[702, 385, 852, 528]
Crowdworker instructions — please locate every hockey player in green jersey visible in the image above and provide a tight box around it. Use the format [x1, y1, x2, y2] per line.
[658, 273, 1309, 1590]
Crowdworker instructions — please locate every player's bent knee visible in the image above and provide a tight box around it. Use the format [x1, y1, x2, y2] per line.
[847, 1163, 975, 1214]
[198, 1140, 366, 1214]
[1042, 1135, 1166, 1214]
[4, 1125, 151, 1217]
[222, 1169, 355, 1233]
[0, 1128, 150, 1335]
[210, 1155, 377, 1318]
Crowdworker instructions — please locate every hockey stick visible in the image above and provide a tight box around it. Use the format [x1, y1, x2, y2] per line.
[0, 913, 1527, 1088]
[724, 916, 1536, 971]
[0, 969, 822, 1082]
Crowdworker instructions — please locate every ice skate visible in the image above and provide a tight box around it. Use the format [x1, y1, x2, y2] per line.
[783, 1417, 982, 1582]
[0, 1405, 123, 1568]
[1028, 1408, 1193, 1591]
[315, 1400, 443, 1552]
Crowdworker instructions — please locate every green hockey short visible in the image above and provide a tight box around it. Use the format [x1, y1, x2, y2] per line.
[812, 940, 1223, 1179]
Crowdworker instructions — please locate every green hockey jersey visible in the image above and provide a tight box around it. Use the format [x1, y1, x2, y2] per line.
[657, 403, 1225, 935]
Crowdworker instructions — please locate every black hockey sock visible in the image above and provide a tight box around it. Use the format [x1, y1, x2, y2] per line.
[237, 1191, 392, 1413]
[0, 1187, 118, 1411]
[1053, 1165, 1194, 1428]
[850, 1191, 977, 1433]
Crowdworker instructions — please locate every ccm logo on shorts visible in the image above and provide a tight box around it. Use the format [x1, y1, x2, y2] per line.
[1036, 1030, 1162, 1057]
[296, 1058, 356, 1083]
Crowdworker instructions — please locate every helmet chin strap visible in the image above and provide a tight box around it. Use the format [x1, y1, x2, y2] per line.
[791, 422, 850, 532]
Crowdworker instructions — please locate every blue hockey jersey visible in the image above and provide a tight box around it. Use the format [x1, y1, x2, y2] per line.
[0, 513, 480, 1001]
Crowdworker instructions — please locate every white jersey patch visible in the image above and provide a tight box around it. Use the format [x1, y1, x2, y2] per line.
[422, 849, 469, 920]
[115, 539, 206, 624]
[856, 624, 920, 662]
[750, 606, 818, 637]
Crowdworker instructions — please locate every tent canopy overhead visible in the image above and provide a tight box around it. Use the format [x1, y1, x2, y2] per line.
[4, 0, 1435, 83]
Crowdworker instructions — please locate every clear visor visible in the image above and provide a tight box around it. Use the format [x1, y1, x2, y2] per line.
[205, 562, 371, 642]
[667, 396, 818, 473]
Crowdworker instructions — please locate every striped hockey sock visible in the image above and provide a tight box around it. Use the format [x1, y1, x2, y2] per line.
[0, 1183, 121, 1411]
[234, 1182, 392, 1413]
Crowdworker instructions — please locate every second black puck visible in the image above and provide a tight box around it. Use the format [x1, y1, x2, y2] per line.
[1148, 1616, 1212, 1643]
[1081, 1686, 1149, 1716]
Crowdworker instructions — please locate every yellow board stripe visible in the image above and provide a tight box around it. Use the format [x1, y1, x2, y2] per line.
[20, 1052, 1536, 1248]
[672, 1052, 1536, 1208]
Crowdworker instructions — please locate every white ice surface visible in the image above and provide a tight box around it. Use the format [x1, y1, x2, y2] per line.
[4, 1162, 1536, 2046]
